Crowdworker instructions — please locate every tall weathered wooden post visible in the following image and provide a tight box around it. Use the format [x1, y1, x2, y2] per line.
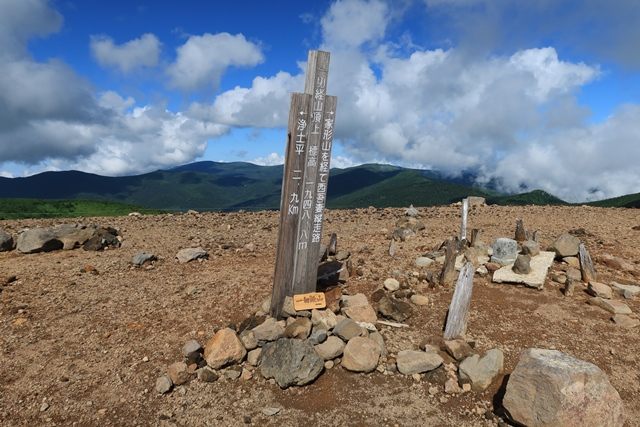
[270, 50, 338, 318]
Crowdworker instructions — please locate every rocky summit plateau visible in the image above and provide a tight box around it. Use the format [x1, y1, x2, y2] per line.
[1, 203, 639, 426]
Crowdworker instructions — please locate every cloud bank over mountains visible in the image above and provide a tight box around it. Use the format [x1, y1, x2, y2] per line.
[1, 0, 639, 202]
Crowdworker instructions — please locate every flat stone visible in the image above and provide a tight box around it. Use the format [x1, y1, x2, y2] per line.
[563, 256, 580, 268]
[415, 257, 434, 268]
[284, 318, 312, 340]
[410, 294, 429, 306]
[247, 348, 262, 366]
[443, 339, 473, 361]
[314, 336, 345, 360]
[342, 303, 377, 323]
[341, 293, 369, 308]
[566, 267, 582, 282]
[368, 331, 387, 357]
[384, 278, 400, 291]
[492, 251, 555, 289]
[252, 317, 285, 342]
[176, 247, 208, 263]
[182, 339, 203, 364]
[611, 282, 640, 299]
[333, 318, 364, 341]
[503, 348, 624, 427]
[612, 314, 640, 328]
[550, 233, 581, 258]
[396, 350, 443, 375]
[458, 349, 504, 391]
[491, 238, 518, 265]
[311, 309, 337, 330]
[587, 282, 612, 299]
[132, 251, 156, 266]
[260, 338, 324, 388]
[204, 328, 247, 369]
[588, 297, 632, 314]
[341, 337, 381, 373]
[599, 254, 636, 272]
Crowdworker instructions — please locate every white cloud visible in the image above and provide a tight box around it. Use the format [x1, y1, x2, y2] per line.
[0, 0, 228, 176]
[167, 32, 263, 92]
[321, 0, 388, 48]
[0, 170, 14, 178]
[252, 152, 284, 166]
[90, 33, 161, 73]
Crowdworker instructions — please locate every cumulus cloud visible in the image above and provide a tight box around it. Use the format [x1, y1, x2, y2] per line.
[252, 152, 284, 166]
[321, 0, 388, 48]
[90, 33, 161, 73]
[0, 0, 228, 176]
[167, 33, 263, 92]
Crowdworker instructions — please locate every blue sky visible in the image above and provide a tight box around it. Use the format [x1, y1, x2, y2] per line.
[1, 0, 640, 202]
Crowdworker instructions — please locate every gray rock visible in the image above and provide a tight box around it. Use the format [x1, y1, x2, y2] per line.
[415, 257, 434, 268]
[182, 339, 203, 364]
[410, 294, 429, 306]
[132, 251, 156, 266]
[252, 317, 285, 342]
[467, 196, 486, 207]
[587, 282, 612, 299]
[156, 375, 173, 394]
[239, 330, 258, 351]
[512, 254, 531, 275]
[392, 227, 415, 242]
[314, 336, 345, 360]
[333, 318, 364, 341]
[247, 348, 262, 366]
[444, 339, 473, 361]
[396, 217, 425, 233]
[307, 327, 328, 345]
[588, 297, 632, 314]
[550, 233, 581, 258]
[197, 366, 219, 382]
[341, 336, 381, 373]
[342, 303, 377, 323]
[611, 314, 640, 328]
[377, 295, 412, 322]
[405, 204, 419, 217]
[260, 338, 324, 388]
[0, 230, 14, 252]
[458, 349, 504, 391]
[16, 228, 63, 254]
[503, 348, 624, 427]
[223, 367, 241, 380]
[81, 227, 120, 251]
[611, 282, 640, 299]
[396, 350, 443, 375]
[491, 238, 518, 265]
[176, 247, 208, 263]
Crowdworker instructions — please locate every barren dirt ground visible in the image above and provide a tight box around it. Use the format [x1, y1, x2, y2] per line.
[1, 205, 639, 426]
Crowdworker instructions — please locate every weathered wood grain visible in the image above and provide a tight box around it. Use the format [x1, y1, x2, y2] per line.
[579, 243, 597, 283]
[443, 262, 475, 340]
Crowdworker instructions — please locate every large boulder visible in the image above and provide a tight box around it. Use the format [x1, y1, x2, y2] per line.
[260, 338, 324, 388]
[203, 328, 246, 369]
[491, 238, 518, 265]
[52, 224, 97, 250]
[16, 228, 63, 254]
[503, 348, 624, 427]
[550, 233, 581, 258]
[0, 230, 14, 252]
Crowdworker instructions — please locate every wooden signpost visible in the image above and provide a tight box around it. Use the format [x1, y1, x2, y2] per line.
[460, 198, 468, 242]
[270, 50, 338, 318]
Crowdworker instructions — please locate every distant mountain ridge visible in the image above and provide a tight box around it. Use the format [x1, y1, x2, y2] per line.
[0, 161, 637, 211]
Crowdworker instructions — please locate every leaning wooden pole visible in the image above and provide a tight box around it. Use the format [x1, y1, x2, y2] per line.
[443, 262, 475, 340]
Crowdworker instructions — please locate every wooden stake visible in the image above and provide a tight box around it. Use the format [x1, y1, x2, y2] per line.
[444, 262, 475, 340]
[460, 198, 468, 241]
[270, 93, 312, 318]
[439, 238, 457, 287]
[579, 243, 597, 283]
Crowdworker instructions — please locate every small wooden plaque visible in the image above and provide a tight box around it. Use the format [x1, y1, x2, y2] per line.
[293, 292, 326, 311]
